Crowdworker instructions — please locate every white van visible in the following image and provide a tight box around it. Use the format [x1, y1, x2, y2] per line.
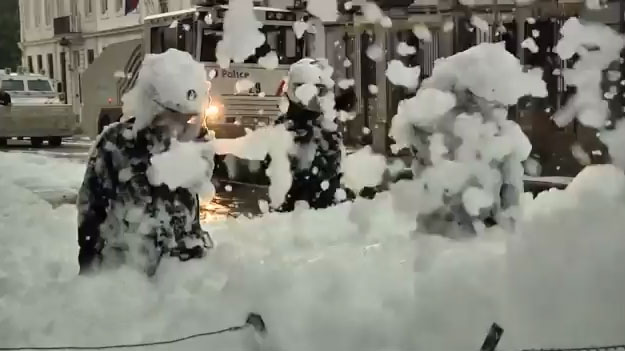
[0, 72, 62, 105]
[0, 70, 78, 147]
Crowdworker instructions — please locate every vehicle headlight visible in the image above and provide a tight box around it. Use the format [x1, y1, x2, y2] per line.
[205, 104, 220, 120]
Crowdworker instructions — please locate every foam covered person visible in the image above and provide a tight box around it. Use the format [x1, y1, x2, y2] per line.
[77, 49, 214, 276]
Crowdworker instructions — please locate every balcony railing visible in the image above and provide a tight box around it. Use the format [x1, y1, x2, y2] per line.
[53, 15, 81, 36]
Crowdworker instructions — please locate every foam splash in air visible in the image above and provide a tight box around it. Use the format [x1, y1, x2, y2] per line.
[306, 0, 338, 22]
[397, 42, 417, 56]
[385, 60, 420, 90]
[553, 18, 625, 129]
[212, 125, 294, 207]
[522, 38, 539, 54]
[258, 51, 279, 70]
[412, 24, 432, 42]
[471, 15, 490, 32]
[147, 140, 215, 199]
[342, 146, 387, 192]
[215, 0, 266, 68]
[366, 44, 384, 62]
[362, 2, 384, 23]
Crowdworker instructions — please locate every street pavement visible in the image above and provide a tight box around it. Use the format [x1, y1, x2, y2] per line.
[1, 136, 92, 161]
[1, 137, 266, 221]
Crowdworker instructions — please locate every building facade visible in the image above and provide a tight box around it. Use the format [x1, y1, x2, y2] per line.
[18, 0, 195, 115]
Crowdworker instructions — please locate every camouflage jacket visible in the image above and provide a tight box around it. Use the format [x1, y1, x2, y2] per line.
[272, 101, 346, 211]
[77, 119, 209, 276]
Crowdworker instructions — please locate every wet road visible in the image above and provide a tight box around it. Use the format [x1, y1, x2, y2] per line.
[1, 137, 92, 161]
[202, 180, 267, 222]
[1, 137, 267, 222]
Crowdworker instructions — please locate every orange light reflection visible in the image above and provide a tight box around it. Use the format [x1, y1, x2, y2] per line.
[199, 197, 231, 223]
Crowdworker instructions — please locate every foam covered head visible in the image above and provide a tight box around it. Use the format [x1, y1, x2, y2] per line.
[286, 58, 335, 111]
[123, 49, 209, 133]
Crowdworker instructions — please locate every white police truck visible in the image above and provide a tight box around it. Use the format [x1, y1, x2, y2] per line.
[0, 69, 79, 147]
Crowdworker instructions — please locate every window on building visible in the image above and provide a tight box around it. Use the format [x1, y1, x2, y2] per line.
[57, 0, 66, 16]
[115, 0, 122, 12]
[20, 0, 30, 28]
[37, 55, 43, 74]
[199, 31, 222, 61]
[159, 0, 169, 13]
[44, 0, 52, 26]
[101, 0, 108, 14]
[70, 0, 78, 16]
[151, 25, 180, 54]
[85, 0, 93, 14]
[33, 0, 41, 27]
[87, 49, 95, 64]
[22, 0, 31, 28]
[47, 54, 55, 79]
[27, 56, 34, 73]
[73, 50, 81, 71]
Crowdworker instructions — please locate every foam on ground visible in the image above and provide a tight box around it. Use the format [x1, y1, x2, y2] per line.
[0, 152, 624, 350]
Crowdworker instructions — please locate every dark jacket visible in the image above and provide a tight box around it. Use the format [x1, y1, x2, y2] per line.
[270, 88, 356, 211]
[275, 102, 343, 211]
[77, 119, 210, 276]
[265, 89, 356, 212]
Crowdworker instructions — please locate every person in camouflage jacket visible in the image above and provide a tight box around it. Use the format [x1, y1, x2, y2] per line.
[77, 49, 213, 276]
[270, 58, 356, 212]
[274, 102, 344, 211]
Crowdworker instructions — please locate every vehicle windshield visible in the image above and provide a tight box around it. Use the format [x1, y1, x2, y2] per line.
[1, 79, 25, 91]
[200, 25, 302, 64]
[27, 79, 53, 92]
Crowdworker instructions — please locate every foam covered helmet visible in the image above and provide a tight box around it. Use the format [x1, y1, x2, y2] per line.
[286, 58, 334, 111]
[123, 49, 210, 133]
